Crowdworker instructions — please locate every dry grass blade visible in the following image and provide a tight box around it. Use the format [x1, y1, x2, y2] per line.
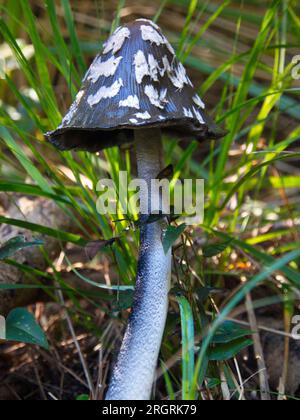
[246, 293, 271, 401]
[56, 289, 96, 399]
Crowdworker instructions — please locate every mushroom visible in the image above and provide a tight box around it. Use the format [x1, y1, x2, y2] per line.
[46, 19, 224, 400]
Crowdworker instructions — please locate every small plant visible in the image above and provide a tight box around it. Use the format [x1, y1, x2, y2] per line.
[0, 237, 48, 349]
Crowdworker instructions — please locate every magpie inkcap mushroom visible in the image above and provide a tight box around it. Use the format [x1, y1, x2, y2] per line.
[46, 18, 223, 152]
[46, 18, 226, 401]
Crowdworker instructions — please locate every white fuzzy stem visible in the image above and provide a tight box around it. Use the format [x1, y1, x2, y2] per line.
[106, 129, 172, 400]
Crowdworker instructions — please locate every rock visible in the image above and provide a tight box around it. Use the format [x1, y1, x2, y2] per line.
[0, 197, 73, 315]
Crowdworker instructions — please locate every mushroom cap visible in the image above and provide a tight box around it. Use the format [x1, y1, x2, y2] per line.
[46, 19, 225, 152]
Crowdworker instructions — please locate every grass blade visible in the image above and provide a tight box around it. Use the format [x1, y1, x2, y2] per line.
[177, 295, 195, 400]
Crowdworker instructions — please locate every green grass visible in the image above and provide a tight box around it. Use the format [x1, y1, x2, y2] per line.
[0, 0, 299, 400]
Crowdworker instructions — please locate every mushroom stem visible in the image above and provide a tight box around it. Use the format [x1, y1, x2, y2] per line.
[106, 129, 172, 400]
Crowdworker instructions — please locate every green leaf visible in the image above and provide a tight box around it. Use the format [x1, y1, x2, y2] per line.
[5, 308, 49, 349]
[181, 0, 230, 62]
[177, 295, 195, 400]
[0, 20, 59, 124]
[157, 164, 174, 180]
[162, 362, 175, 401]
[61, 0, 86, 74]
[214, 231, 300, 287]
[111, 289, 134, 312]
[196, 287, 224, 303]
[220, 153, 300, 211]
[135, 213, 168, 227]
[0, 236, 44, 260]
[0, 216, 87, 246]
[208, 338, 253, 361]
[85, 238, 116, 260]
[20, 0, 57, 108]
[211, 321, 253, 344]
[0, 181, 72, 205]
[192, 247, 300, 398]
[63, 255, 134, 292]
[0, 126, 52, 194]
[177, 0, 199, 56]
[45, 0, 80, 89]
[207, 378, 222, 389]
[162, 224, 186, 254]
[203, 239, 233, 258]
[76, 394, 89, 401]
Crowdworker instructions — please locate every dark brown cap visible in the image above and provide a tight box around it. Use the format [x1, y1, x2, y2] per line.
[46, 19, 224, 152]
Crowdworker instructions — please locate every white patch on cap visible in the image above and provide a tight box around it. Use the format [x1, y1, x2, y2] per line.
[129, 118, 138, 124]
[183, 107, 193, 118]
[159, 115, 166, 120]
[144, 85, 168, 109]
[87, 56, 123, 82]
[61, 90, 84, 125]
[136, 19, 160, 30]
[134, 50, 150, 84]
[169, 62, 192, 90]
[148, 54, 159, 81]
[76, 90, 85, 103]
[193, 107, 205, 124]
[134, 51, 162, 83]
[87, 78, 123, 106]
[159, 56, 172, 77]
[119, 95, 140, 109]
[160, 88, 168, 103]
[140, 23, 175, 56]
[193, 94, 205, 109]
[140, 25, 166, 46]
[103, 27, 130, 54]
[135, 111, 151, 120]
